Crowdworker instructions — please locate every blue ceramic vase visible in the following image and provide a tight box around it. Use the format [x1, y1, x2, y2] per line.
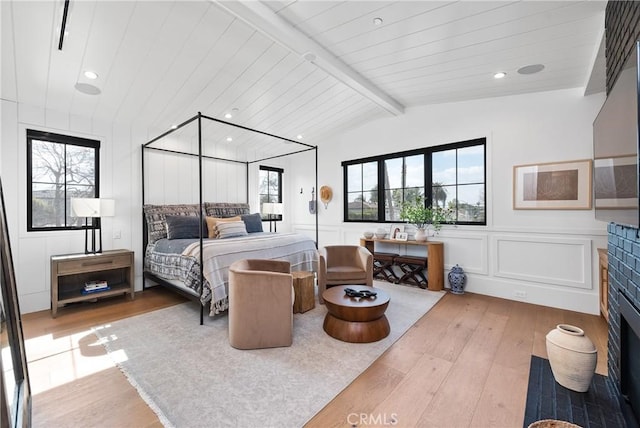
[448, 264, 466, 294]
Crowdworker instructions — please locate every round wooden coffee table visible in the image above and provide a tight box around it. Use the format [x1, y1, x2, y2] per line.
[322, 285, 390, 343]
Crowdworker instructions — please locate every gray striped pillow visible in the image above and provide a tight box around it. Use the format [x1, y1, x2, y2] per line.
[216, 221, 248, 239]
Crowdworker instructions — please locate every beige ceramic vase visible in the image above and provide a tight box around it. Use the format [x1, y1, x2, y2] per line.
[545, 324, 597, 392]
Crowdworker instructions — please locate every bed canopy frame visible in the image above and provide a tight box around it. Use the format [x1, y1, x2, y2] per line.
[141, 112, 318, 324]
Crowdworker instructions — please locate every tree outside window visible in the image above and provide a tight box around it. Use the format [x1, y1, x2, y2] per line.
[27, 129, 100, 231]
[384, 154, 424, 221]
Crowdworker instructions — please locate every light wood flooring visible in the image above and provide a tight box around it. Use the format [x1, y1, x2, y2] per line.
[22, 287, 608, 428]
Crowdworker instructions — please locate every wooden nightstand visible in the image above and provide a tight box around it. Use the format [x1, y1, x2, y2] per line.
[50, 249, 134, 317]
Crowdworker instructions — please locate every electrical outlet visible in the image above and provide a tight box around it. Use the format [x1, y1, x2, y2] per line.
[113, 230, 122, 239]
[515, 290, 527, 299]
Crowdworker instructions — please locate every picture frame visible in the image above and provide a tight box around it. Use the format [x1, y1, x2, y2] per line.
[389, 224, 404, 240]
[396, 232, 409, 241]
[513, 159, 592, 210]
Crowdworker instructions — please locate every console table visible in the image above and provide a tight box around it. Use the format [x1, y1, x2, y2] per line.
[360, 238, 444, 291]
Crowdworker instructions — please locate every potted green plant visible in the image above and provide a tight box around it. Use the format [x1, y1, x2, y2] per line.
[399, 197, 452, 241]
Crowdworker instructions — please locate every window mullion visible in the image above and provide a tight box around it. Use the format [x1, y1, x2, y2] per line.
[378, 160, 384, 222]
[63, 143, 68, 227]
[455, 149, 459, 215]
[401, 157, 406, 205]
[425, 152, 432, 208]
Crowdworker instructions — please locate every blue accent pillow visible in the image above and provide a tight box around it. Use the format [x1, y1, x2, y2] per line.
[241, 213, 263, 233]
[165, 215, 207, 239]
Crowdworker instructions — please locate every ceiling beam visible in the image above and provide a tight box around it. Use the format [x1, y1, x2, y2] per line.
[212, 0, 405, 116]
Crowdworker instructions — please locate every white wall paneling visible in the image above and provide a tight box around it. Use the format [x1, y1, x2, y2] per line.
[492, 234, 592, 289]
[2, 108, 115, 313]
[467, 275, 600, 315]
[294, 224, 340, 246]
[440, 231, 489, 275]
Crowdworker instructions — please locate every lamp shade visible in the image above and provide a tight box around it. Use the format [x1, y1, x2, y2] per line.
[71, 198, 101, 217]
[262, 202, 274, 215]
[71, 198, 115, 217]
[262, 202, 283, 215]
[271, 203, 283, 215]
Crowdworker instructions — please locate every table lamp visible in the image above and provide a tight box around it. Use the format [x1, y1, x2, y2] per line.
[71, 198, 115, 254]
[262, 202, 283, 232]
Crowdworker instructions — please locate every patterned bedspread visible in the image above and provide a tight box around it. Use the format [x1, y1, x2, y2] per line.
[145, 232, 319, 315]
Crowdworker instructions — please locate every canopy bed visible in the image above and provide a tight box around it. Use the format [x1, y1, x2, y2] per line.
[142, 112, 319, 324]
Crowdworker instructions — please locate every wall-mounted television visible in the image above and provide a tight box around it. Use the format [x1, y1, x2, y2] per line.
[593, 40, 640, 228]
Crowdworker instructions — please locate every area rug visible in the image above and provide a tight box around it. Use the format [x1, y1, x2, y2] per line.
[93, 281, 443, 428]
[523, 355, 625, 428]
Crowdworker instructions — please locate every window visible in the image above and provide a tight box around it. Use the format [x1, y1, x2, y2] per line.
[384, 154, 424, 221]
[258, 166, 283, 220]
[346, 161, 377, 220]
[27, 129, 100, 231]
[432, 144, 485, 223]
[342, 138, 486, 225]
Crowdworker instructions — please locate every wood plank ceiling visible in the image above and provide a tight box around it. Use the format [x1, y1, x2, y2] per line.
[1, 1, 606, 147]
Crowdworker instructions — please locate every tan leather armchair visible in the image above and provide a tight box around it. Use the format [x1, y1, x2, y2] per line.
[318, 245, 373, 304]
[228, 259, 293, 349]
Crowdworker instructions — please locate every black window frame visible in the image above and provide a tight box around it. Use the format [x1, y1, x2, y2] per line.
[26, 129, 101, 232]
[258, 165, 283, 222]
[342, 137, 486, 225]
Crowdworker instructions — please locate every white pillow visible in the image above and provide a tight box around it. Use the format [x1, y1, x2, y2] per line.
[216, 221, 248, 239]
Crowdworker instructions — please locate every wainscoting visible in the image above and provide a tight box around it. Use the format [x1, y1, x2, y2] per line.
[297, 223, 606, 315]
[492, 235, 592, 289]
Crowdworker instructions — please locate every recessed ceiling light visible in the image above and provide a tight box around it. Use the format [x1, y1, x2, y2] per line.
[296, 134, 303, 140]
[74, 82, 101, 95]
[518, 64, 545, 75]
[171, 125, 177, 130]
[83, 70, 98, 80]
[373, 17, 383, 26]
[224, 112, 233, 119]
[226, 137, 233, 142]
[493, 72, 507, 79]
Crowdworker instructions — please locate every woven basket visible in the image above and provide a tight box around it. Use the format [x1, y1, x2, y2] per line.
[527, 419, 582, 428]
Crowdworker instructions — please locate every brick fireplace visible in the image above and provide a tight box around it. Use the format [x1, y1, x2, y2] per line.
[607, 223, 640, 427]
[602, 4, 640, 426]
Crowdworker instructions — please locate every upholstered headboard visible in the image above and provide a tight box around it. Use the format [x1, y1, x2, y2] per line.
[143, 203, 251, 244]
[204, 202, 251, 218]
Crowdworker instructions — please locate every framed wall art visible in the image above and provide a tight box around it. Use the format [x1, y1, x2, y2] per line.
[513, 159, 592, 210]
